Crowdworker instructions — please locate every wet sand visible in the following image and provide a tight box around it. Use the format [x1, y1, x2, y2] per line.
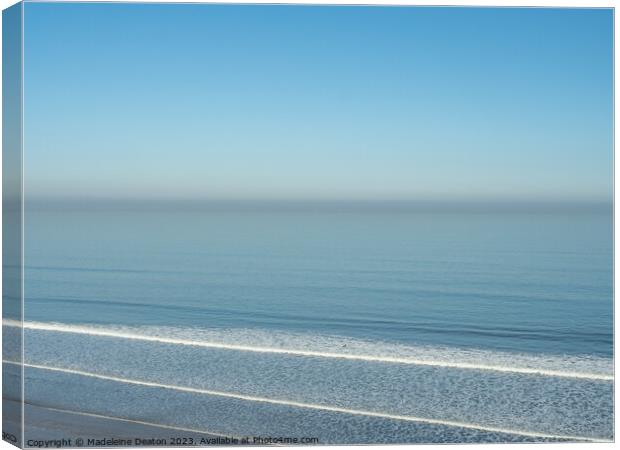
[4, 400, 244, 448]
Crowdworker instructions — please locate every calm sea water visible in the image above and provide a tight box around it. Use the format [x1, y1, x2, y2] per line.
[7, 210, 613, 443]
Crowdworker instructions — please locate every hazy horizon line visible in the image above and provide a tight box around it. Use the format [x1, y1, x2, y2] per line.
[18, 197, 613, 213]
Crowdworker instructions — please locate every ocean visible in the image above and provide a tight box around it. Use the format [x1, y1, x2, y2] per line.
[4, 209, 614, 443]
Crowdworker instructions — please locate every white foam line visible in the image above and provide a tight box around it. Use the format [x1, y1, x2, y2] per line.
[4, 320, 613, 381]
[5, 360, 611, 443]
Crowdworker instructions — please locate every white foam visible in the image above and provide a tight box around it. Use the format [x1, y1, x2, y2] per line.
[5, 319, 613, 381]
[6, 360, 610, 443]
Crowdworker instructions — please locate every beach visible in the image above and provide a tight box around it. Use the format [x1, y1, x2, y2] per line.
[4, 400, 227, 448]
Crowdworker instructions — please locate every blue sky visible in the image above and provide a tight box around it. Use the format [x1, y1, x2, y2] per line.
[23, 3, 613, 204]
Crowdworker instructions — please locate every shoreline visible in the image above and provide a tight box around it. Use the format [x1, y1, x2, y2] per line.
[5, 400, 239, 448]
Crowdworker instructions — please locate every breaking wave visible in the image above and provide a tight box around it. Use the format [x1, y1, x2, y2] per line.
[3, 319, 613, 380]
[3, 320, 614, 442]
